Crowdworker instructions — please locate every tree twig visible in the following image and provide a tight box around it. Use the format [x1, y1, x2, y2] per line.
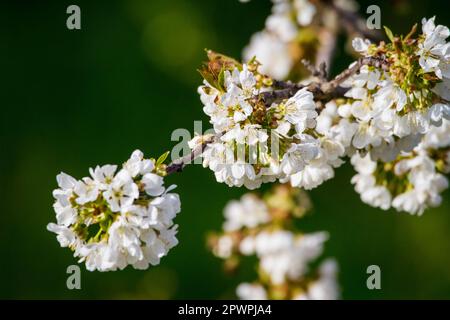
[165, 134, 217, 175]
[260, 56, 389, 106]
[167, 55, 389, 175]
[302, 59, 328, 81]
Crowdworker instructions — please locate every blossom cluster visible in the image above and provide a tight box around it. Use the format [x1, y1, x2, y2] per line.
[340, 18, 449, 158]
[351, 119, 450, 215]
[197, 16, 450, 215]
[47, 150, 181, 271]
[196, 52, 348, 190]
[208, 185, 339, 300]
[197, 54, 323, 189]
[342, 17, 450, 214]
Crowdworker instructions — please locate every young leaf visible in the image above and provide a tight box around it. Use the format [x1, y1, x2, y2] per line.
[217, 67, 226, 91]
[156, 151, 170, 166]
[384, 26, 395, 43]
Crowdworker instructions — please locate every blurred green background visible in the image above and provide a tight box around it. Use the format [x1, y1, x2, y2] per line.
[1, 0, 449, 299]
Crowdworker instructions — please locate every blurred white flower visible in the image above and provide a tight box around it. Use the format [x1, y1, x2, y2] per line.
[293, 0, 316, 26]
[243, 31, 293, 79]
[223, 194, 270, 231]
[293, 259, 340, 300]
[236, 283, 267, 300]
[241, 230, 328, 285]
[214, 235, 234, 259]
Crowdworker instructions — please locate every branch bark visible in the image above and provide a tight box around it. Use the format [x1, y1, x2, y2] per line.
[165, 134, 217, 175]
[261, 56, 389, 106]
[166, 54, 389, 176]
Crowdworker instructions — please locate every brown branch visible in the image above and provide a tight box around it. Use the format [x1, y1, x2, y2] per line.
[325, 55, 389, 89]
[165, 134, 217, 175]
[260, 56, 390, 106]
[166, 55, 388, 175]
[302, 59, 328, 81]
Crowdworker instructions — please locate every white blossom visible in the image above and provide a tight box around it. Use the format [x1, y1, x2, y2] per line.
[89, 165, 117, 190]
[352, 37, 371, 55]
[287, 137, 345, 189]
[280, 136, 320, 176]
[421, 118, 450, 149]
[392, 151, 448, 215]
[199, 65, 259, 133]
[417, 17, 450, 79]
[351, 153, 392, 210]
[284, 88, 318, 133]
[433, 79, 450, 100]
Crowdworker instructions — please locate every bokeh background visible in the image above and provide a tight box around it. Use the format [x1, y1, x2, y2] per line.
[1, 0, 450, 299]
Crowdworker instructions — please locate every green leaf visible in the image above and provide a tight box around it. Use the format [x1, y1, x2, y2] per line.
[197, 65, 215, 85]
[156, 151, 170, 166]
[99, 219, 109, 232]
[384, 26, 395, 43]
[248, 55, 257, 65]
[217, 67, 226, 91]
